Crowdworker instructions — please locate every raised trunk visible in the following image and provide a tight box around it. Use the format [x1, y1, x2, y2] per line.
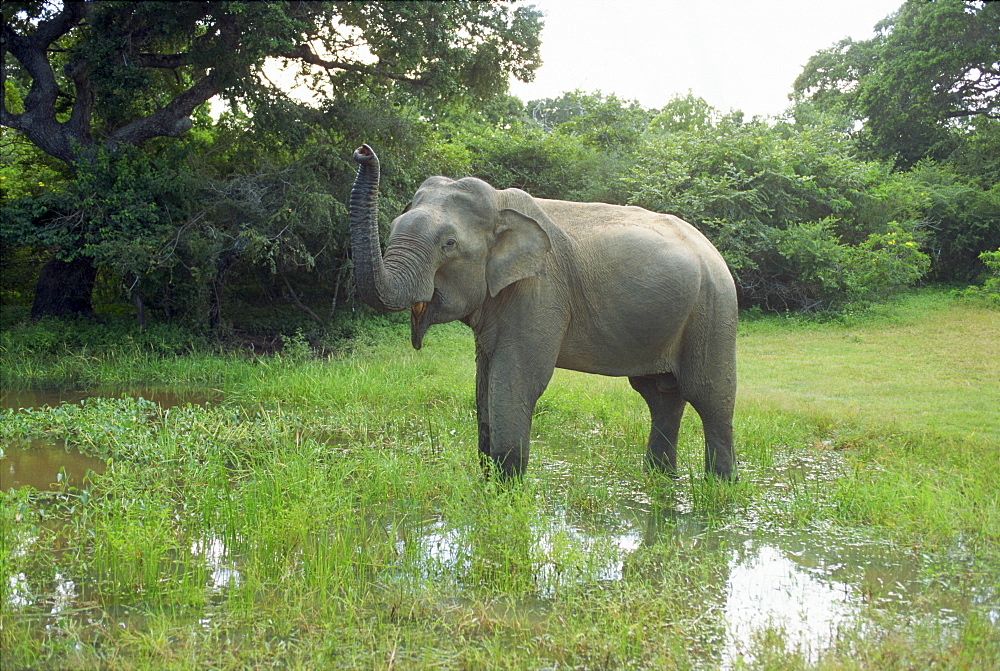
[30, 254, 98, 320]
[348, 144, 418, 312]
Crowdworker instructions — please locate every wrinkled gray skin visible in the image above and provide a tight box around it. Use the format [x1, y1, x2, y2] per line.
[349, 144, 738, 480]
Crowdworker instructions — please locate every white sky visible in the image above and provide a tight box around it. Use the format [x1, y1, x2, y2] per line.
[507, 0, 904, 117]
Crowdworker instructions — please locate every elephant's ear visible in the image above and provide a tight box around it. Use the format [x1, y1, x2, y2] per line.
[487, 191, 554, 297]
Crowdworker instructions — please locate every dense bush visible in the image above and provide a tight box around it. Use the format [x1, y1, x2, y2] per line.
[4, 98, 995, 325]
[952, 249, 1000, 306]
[3, 90, 978, 323]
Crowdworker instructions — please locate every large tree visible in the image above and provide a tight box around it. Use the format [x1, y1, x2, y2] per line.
[793, 0, 999, 167]
[1, 0, 542, 318]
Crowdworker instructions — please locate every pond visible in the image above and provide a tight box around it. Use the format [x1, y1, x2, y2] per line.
[2, 388, 997, 667]
[0, 386, 222, 411]
[1, 386, 220, 494]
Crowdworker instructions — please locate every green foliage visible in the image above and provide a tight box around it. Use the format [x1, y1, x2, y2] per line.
[621, 106, 934, 310]
[649, 92, 719, 133]
[458, 122, 609, 201]
[527, 90, 656, 149]
[773, 220, 930, 310]
[907, 162, 1000, 280]
[795, 0, 1000, 168]
[952, 248, 1000, 305]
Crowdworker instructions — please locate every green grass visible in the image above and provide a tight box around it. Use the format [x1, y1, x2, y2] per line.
[2, 290, 998, 669]
[737, 291, 1000, 442]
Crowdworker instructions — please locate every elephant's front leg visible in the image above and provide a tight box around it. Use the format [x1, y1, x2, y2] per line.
[475, 345, 492, 475]
[478, 344, 556, 480]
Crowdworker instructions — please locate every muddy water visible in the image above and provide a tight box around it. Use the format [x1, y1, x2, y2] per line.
[1, 438, 106, 491]
[1, 387, 219, 493]
[0, 386, 222, 411]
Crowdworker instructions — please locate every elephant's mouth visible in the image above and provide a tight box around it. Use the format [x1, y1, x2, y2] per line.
[409, 292, 441, 350]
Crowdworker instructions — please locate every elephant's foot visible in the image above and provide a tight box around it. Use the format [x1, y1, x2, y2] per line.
[488, 449, 526, 482]
[645, 446, 678, 478]
[706, 460, 738, 483]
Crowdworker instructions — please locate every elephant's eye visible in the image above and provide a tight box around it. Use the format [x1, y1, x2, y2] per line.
[443, 238, 457, 251]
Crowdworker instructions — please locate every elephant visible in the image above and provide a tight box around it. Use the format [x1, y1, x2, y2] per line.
[349, 144, 738, 481]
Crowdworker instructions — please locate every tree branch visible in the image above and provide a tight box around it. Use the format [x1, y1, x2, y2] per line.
[1, 3, 235, 163]
[27, 1, 90, 48]
[281, 273, 323, 323]
[1, 3, 90, 162]
[63, 59, 93, 143]
[280, 43, 428, 86]
[945, 108, 1000, 120]
[107, 69, 222, 147]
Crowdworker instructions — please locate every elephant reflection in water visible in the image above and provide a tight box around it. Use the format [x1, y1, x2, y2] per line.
[349, 144, 738, 481]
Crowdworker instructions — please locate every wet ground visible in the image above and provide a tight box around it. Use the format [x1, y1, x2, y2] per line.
[3, 388, 997, 667]
[0, 386, 222, 411]
[1, 386, 219, 492]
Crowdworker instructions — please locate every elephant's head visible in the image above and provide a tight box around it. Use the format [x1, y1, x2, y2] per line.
[349, 144, 554, 349]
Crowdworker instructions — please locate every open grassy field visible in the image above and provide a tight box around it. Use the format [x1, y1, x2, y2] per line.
[1, 290, 998, 669]
[738, 298, 999, 443]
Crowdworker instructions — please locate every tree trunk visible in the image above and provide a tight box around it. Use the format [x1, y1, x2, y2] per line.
[209, 247, 240, 330]
[30, 255, 98, 319]
[131, 289, 147, 331]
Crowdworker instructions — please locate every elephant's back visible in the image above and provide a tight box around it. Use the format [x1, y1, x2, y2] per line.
[539, 199, 719, 251]
[537, 199, 729, 278]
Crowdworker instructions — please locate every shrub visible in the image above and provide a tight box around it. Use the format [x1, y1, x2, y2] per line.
[951, 248, 1000, 306]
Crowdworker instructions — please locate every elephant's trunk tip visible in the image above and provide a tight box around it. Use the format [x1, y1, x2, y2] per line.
[353, 144, 377, 165]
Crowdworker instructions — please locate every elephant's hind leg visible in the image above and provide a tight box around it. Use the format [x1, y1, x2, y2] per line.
[689, 399, 736, 480]
[629, 374, 686, 475]
[681, 370, 737, 480]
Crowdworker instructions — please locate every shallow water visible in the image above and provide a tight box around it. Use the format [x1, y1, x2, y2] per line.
[1, 438, 107, 492]
[0, 386, 222, 411]
[9, 491, 993, 667]
[391, 497, 996, 667]
[1, 386, 220, 493]
[3, 394, 997, 667]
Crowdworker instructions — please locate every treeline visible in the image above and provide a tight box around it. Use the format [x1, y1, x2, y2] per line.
[2, 1, 998, 335]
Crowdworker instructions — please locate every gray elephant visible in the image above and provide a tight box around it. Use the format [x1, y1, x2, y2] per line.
[349, 144, 738, 480]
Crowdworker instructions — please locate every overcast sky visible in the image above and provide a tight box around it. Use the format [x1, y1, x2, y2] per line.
[507, 0, 905, 117]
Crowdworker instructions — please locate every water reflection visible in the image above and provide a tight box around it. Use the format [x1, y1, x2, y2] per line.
[722, 543, 855, 666]
[49, 572, 78, 616]
[5, 532, 243, 618]
[8, 572, 31, 608]
[192, 535, 242, 592]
